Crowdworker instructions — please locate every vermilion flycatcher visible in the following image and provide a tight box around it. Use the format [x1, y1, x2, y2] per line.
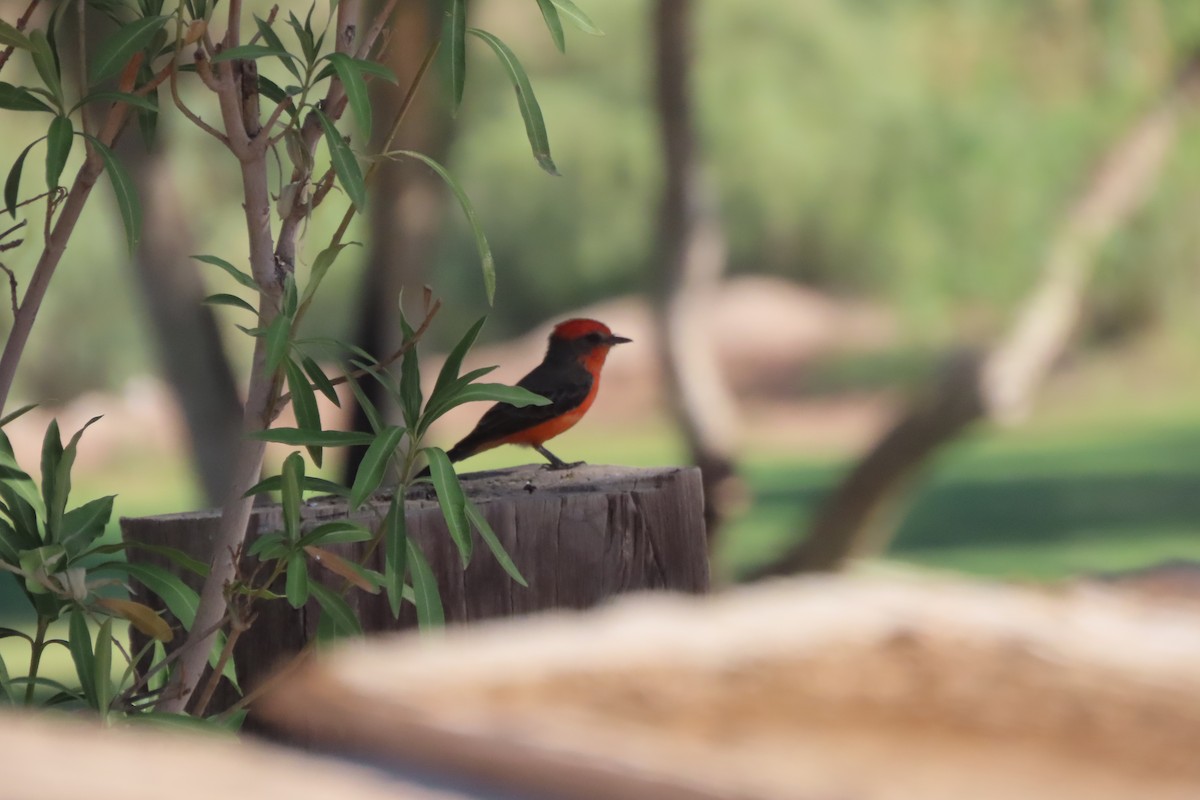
[438, 318, 631, 470]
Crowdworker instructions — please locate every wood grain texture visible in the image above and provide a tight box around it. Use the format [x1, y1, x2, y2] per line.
[258, 575, 1200, 800]
[120, 464, 708, 711]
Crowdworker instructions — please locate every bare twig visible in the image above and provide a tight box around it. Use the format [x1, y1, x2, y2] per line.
[0, 97, 137, 410]
[246, 5, 279, 45]
[0, 0, 41, 75]
[116, 614, 231, 707]
[0, 263, 18, 315]
[355, 0, 400, 60]
[214, 641, 314, 723]
[171, 56, 230, 145]
[259, 93, 296, 142]
[76, 0, 89, 136]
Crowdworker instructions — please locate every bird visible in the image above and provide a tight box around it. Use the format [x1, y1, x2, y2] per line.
[425, 318, 631, 473]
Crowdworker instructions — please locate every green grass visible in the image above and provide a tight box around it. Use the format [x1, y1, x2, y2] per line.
[720, 411, 1200, 580]
[4, 396, 1200, 628]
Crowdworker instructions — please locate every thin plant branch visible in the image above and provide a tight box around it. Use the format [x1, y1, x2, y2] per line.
[246, 4, 279, 46]
[171, 56, 230, 145]
[76, 0, 89, 136]
[0, 0, 41, 75]
[0, 264, 16, 316]
[276, 297, 441, 410]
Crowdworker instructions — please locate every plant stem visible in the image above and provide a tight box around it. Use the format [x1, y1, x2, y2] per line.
[23, 616, 50, 705]
[0, 103, 133, 413]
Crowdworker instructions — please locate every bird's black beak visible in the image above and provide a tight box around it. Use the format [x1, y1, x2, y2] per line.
[607, 334, 632, 346]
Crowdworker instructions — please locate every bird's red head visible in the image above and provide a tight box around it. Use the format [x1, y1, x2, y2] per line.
[546, 318, 631, 372]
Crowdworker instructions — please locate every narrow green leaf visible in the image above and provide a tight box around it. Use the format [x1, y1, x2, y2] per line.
[344, 372, 384, 434]
[0, 519, 21, 565]
[4, 139, 40, 218]
[99, 562, 199, 628]
[447, 0, 466, 108]
[94, 617, 113, 714]
[246, 531, 287, 559]
[391, 151, 494, 302]
[254, 16, 301, 80]
[89, 15, 168, 83]
[0, 626, 32, 643]
[0, 82, 52, 112]
[0, 404, 36, 428]
[326, 52, 371, 136]
[50, 416, 101, 545]
[297, 521, 371, 547]
[465, 499, 526, 586]
[315, 109, 366, 211]
[300, 241, 358, 309]
[245, 473, 348, 498]
[285, 358, 323, 466]
[68, 608, 97, 707]
[308, 582, 361, 636]
[426, 382, 550, 423]
[28, 30, 62, 109]
[349, 425, 406, 509]
[84, 539, 206, 576]
[346, 59, 398, 84]
[263, 311, 291, 375]
[70, 90, 159, 113]
[467, 28, 559, 175]
[39, 420, 63, 541]
[246, 427, 375, 447]
[424, 447, 471, 567]
[193, 254, 259, 291]
[285, 549, 309, 608]
[549, 0, 603, 35]
[44, 115, 72, 190]
[0, 19, 33, 50]
[406, 539, 443, 628]
[301, 356, 340, 406]
[84, 134, 141, 251]
[383, 495, 406, 618]
[0, 652, 12, 704]
[535, 0, 565, 53]
[432, 316, 486, 402]
[60, 495, 114, 549]
[210, 630, 240, 692]
[398, 339, 422, 431]
[209, 43, 298, 64]
[280, 452, 305, 541]
[0, 483, 39, 547]
[203, 293, 256, 313]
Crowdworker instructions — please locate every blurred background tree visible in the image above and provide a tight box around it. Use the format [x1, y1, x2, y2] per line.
[3, 0, 1200, 584]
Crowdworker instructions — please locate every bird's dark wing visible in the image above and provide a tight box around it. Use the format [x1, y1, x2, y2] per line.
[446, 361, 593, 461]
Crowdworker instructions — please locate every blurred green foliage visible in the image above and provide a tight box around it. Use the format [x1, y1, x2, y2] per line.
[3, 0, 1200, 400]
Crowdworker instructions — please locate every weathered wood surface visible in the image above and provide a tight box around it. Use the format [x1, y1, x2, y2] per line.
[0, 711, 472, 800]
[120, 464, 708, 710]
[258, 574, 1200, 800]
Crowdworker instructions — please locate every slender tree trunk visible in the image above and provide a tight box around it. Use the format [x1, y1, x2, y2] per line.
[652, 0, 741, 546]
[343, 0, 450, 483]
[751, 57, 1200, 578]
[119, 138, 243, 507]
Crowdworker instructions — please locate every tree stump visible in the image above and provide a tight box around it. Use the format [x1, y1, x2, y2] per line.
[119, 464, 708, 712]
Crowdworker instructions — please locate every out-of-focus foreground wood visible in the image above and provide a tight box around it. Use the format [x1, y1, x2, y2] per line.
[121, 464, 708, 712]
[0, 711, 469, 800]
[259, 573, 1200, 800]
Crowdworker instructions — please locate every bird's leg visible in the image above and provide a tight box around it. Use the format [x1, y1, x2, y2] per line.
[535, 445, 584, 470]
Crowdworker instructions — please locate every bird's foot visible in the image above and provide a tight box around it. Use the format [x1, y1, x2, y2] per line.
[542, 460, 586, 471]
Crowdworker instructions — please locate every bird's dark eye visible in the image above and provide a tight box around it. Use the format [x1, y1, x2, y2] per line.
[585, 332, 603, 344]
